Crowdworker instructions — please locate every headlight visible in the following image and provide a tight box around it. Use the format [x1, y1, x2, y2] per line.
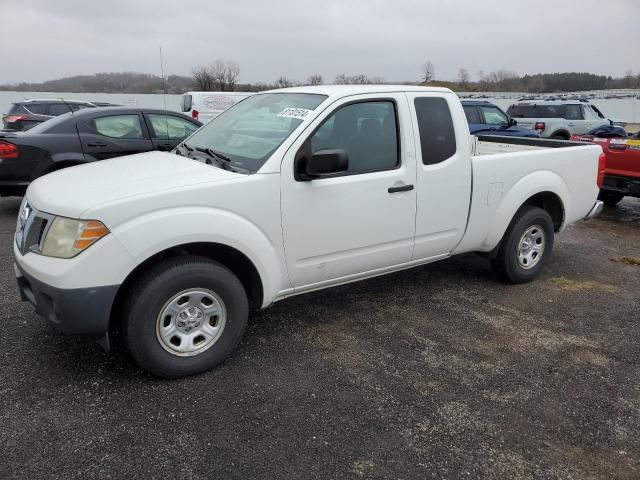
[41, 217, 110, 258]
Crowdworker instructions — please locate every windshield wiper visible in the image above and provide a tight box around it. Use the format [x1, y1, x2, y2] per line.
[191, 146, 249, 174]
[195, 146, 231, 163]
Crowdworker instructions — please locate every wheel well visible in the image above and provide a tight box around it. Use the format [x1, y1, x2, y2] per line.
[47, 160, 82, 173]
[109, 242, 264, 332]
[522, 191, 564, 231]
[549, 130, 570, 140]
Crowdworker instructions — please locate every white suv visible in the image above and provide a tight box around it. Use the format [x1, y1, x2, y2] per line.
[506, 101, 610, 139]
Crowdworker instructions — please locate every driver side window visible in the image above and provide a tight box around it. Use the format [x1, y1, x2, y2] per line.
[480, 106, 508, 125]
[309, 101, 399, 175]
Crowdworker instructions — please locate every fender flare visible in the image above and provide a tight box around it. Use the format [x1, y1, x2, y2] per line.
[482, 170, 569, 249]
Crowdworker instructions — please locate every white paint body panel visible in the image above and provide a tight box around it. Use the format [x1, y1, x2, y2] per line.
[14, 86, 602, 310]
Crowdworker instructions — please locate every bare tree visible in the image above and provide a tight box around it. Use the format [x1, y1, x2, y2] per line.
[334, 73, 379, 85]
[192, 65, 216, 91]
[274, 76, 294, 89]
[192, 60, 241, 91]
[422, 61, 435, 83]
[210, 60, 227, 91]
[306, 74, 323, 86]
[457, 68, 470, 86]
[223, 61, 240, 91]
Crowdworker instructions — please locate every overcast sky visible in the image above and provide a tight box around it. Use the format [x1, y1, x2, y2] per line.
[1, 0, 637, 85]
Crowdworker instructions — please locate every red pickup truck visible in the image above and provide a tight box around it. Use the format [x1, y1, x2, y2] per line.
[571, 132, 640, 206]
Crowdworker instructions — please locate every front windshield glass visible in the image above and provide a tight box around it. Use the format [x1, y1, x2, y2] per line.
[183, 93, 327, 173]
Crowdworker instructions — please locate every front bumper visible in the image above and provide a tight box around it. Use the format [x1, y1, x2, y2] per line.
[585, 200, 604, 220]
[15, 261, 118, 336]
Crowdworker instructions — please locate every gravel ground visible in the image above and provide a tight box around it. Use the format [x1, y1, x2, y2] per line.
[0, 195, 639, 479]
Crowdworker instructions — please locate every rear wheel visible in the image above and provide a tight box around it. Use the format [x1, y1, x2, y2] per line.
[490, 206, 554, 284]
[124, 255, 249, 378]
[551, 133, 569, 140]
[598, 191, 624, 206]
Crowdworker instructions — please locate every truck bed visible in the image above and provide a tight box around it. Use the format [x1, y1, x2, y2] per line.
[472, 135, 588, 156]
[454, 135, 603, 255]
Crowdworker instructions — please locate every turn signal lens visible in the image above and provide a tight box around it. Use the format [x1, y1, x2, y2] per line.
[41, 217, 110, 258]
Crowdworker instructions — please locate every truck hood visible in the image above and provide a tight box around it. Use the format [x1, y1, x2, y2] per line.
[27, 151, 242, 218]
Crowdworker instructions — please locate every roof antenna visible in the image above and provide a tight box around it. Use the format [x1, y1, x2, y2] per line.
[159, 46, 169, 139]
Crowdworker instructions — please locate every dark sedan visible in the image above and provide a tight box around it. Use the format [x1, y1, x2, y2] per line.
[2, 99, 97, 131]
[0, 107, 202, 196]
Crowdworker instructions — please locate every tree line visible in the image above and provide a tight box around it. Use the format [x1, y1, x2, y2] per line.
[422, 61, 640, 92]
[2, 60, 639, 94]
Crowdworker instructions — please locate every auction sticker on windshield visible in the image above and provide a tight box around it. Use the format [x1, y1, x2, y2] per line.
[277, 108, 312, 119]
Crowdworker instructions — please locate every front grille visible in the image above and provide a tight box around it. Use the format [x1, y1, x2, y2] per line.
[16, 203, 54, 255]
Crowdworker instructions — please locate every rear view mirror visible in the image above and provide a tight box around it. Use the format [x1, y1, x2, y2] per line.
[296, 148, 349, 181]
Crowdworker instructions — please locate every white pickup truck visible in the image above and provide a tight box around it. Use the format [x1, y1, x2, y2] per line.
[14, 86, 604, 377]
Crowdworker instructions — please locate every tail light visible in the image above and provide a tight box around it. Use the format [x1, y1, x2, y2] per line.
[534, 122, 546, 132]
[191, 109, 199, 121]
[0, 141, 18, 159]
[609, 139, 627, 151]
[597, 152, 606, 188]
[3, 114, 28, 124]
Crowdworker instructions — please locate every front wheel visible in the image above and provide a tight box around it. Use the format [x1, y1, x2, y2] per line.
[124, 256, 249, 378]
[490, 206, 554, 284]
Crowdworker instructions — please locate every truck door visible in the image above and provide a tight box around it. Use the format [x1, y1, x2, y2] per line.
[406, 93, 472, 260]
[280, 93, 417, 289]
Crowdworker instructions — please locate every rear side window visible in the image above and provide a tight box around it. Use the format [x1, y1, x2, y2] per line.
[23, 104, 48, 115]
[89, 114, 144, 139]
[564, 105, 583, 120]
[48, 104, 73, 116]
[310, 101, 399, 175]
[463, 106, 482, 124]
[414, 97, 456, 165]
[71, 103, 94, 111]
[507, 105, 564, 118]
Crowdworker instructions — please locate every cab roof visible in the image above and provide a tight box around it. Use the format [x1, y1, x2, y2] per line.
[259, 85, 454, 99]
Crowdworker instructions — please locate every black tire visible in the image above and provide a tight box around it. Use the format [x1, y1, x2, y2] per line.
[125, 255, 249, 378]
[550, 133, 569, 140]
[598, 191, 624, 207]
[490, 206, 554, 284]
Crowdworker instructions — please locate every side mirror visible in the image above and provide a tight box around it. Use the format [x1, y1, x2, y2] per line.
[296, 148, 349, 181]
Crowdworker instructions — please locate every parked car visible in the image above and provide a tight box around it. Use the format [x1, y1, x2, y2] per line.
[181, 91, 253, 123]
[0, 107, 201, 196]
[14, 85, 603, 377]
[571, 128, 640, 206]
[462, 100, 539, 138]
[2, 99, 97, 131]
[506, 100, 610, 139]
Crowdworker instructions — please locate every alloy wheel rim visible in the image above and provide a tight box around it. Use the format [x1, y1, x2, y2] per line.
[156, 288, 226, 357]
[517, 225, 545, 270]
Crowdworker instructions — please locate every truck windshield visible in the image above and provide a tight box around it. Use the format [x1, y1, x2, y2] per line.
[183, 93, 327, 173]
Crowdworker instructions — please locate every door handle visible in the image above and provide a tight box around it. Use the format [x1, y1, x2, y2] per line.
[388, 184, 414, 193]
[87, 142, 107, 147]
